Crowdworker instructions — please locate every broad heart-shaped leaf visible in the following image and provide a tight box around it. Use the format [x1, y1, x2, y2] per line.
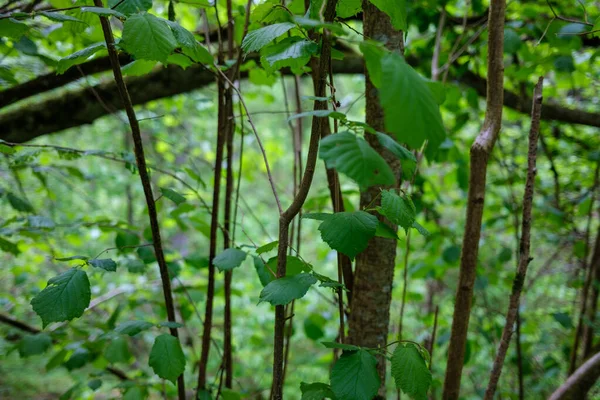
[149, 334, 186, 384]
[318, 211, 378, 260]
[122, 13, 177, 62]
[391, 343, 432, 400]
[241, 22, 296, 53]
[57, 43, 106, 74]
[114, 320, 154, 336]
[213, 248, 247, 272]
[258, 273, 317, 306]
[300, 382, 336, 400]
[31, 268, 91, 328]
[375, 132, 416, 162]
[378, 190, 416, 232]
[18, 333, 52, 357]
[379, 53, 446, 158]
[262, 37, 318, 71]
[370, 0, 407, 30]
[319, 132, 395, 189]
[330, 349, 380, 400]
[336, 0, 361, 18]
[166, 21, 213, 64]
[88, 258, 117, 271]
[109, 0, 152, 15]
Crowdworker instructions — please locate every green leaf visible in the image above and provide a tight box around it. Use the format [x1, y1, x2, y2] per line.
[114, 320, 154, 336]
[336, 0, 361, 18]
[370, 0, 406, 30]
[80, 7, 126, 19]
[304, 313, 326, 340]
[412, 221, 430, 237]
[30, 268, 91, 328]
[115, 231, 140, 252]
[166, 20, 212, 63]
[7, 192, 34, 212]
[213, 248, 247, 272]
[149, 334, 186, 383]
[124, 258, 146, 273]
[122, 13, 177, 62]
[263, 37, 318, 70]
[379, 53, 446, 158]
[55, 255, 89, 262]
[266, 255, 311, 276]
[504, 28, 521, 54]
[375, 221, 398, 239]
[57, 43, 106, 74]
[88, 258, 117, 272]
[319, 132, 395, 189]
[258, 273, 317, 306]
[254, 256, 274, 287]
[0, 237, 20, 255]
[593, 16, 600, 38]
[330, 349, 380, 400]
[375, 132, 416, 162]
[300, 382, 336, 400]
[123, 387, 146, 400]
[321, 341, 360, 351]
[242, 22, 296, 53]
[302, 212, 332, 221]
[39, 11, 85, 23]
[122, 59, 157, 76]
[109, 0, 152, 15]
[88, 379, 102, 391]
[289, 109, 346, 121]
[552, 312, 573, 328]
[318, 211, 378, 259]
[378, 190, 415, 232]
[0, 142, 16, 155]
[18, 333, 52, 357]
[257, 240, 279, 254]
[160, 187, 186, 205]
[104, 336, 131, 363]
[0, 18, 29, 39]
[391, 343, 432, 400]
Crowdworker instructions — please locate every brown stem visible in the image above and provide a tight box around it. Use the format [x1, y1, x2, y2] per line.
[271, 2, 339, 399]
[516, 310, 524, 400]
[548, 351, 600, 400]
[442, 2, 506, 399]
[91, 5, 185, 398]
[484, 77, 544, 400]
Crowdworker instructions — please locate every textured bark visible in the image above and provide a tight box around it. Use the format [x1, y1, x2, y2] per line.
[346, 1, 403, 394]
[548, 351, 600, 400]
[2, 56, 600, 144]
[443, 2, 506, 399]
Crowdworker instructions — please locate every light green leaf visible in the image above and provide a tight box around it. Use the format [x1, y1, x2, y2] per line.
[88, 258, 117, 272]
[593, 16, 600, 38]
[300, 382, 336, 400]
[318, 211, 378, 259]
[242, 22, 296, 53]
[80, 7, 126, 19]
[370, 0, 407, 31]
[258, 273, 317, 306]
[30, 268, 91, 328]
[360, 41, 385, 87]
[336, 0, 361, 18]
[320, 131, 395, 189]
[149, 334, 186, 383]
[39, 11, 85, 23]
[213, 248, 247, 272]
[57, 43, 106, 74]
[302, 212, 332, 221]
[330, 349, 380, 400]
[114, 320, 154, 336]
[412, 221, 430, 237]
[375, 132, 416, 162]
[55, 255, 89, 262]
[0, 18, 29, 39]
[108, 0, 152, 15]
[257, 240, 279, 254]
[380, 53, 446, 158]
[160, 187, 186, 205]
[104, 336, 131, 363]
[122, 13, 177, 62]
[391, 343, 432, 400]
[122, 59, 157, 76]
[378, 190, 415, 232]
[18, 333, 52, 357]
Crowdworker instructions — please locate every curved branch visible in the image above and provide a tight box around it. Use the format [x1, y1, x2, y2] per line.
[548, 351, 600, 400]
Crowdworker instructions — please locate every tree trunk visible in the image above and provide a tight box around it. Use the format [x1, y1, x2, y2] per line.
[347, 0, 403, 394]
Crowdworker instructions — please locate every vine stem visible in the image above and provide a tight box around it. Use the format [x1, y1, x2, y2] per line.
[483, 76, 544, 400]
[91, 5, 185, 399]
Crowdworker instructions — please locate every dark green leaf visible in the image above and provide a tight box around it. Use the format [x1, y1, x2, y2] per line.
[80, 7, 126, 19]
[7, 192, 34, 212]
[114, 320, 154, 336]
[259, 273, 317, 306]
[303, 313, 326, 340]
[300, 382, 336, 400]
[88, 379, 102, 391]
[122, 13, 177, 62]
[391, 343, 432, 400]
[0, 18, 29, 39]
[108, 0, 152, 15]
[104, 336, 131, 363]
[375, 132, 416, 162]
[149, 334, 186, 383]
[213, 248, 247, 272]
[89, 258, 117, 272]
[378, 190, 416, 232]
[18, 333, 52, 357]
[318, 211, 378, 259]
[330, 349, 380, 400]
[30, 268, 91, 327]
[254, 256, 274, 287]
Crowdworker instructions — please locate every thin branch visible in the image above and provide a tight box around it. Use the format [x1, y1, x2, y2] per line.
[484, 76, 544, 400]
[91, 5, 185, 398]
[548, 351, 600, 400]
